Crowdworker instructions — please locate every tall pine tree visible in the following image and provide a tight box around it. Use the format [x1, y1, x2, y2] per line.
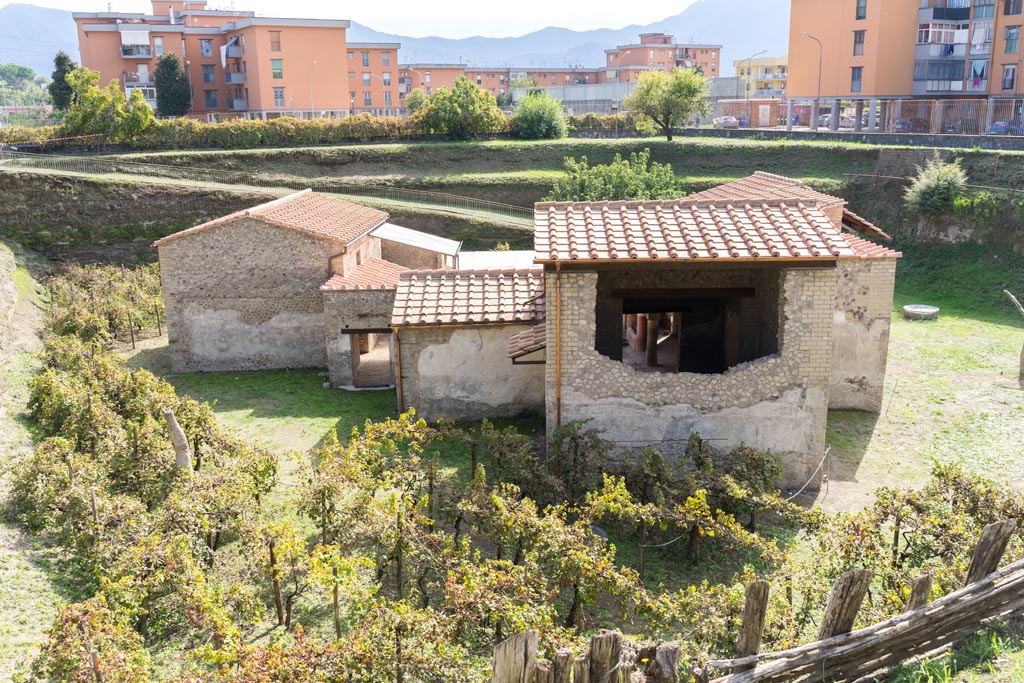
[154, 53, 191, 117]
[48, 51, 78, 110]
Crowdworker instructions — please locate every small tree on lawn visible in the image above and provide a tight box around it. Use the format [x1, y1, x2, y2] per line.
[154, 53, 191, 117]
[544, 148, 681, 201]
[48, 51, 78, 110]
[413, 76, 505, 140]
[904, 153, 967, 217]
[511, 91, 567, 140]
[623, 67, 710, 141]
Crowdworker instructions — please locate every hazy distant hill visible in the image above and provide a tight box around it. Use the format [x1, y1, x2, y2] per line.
[0, 0, 788, 79]
[0, 3, 79, 77]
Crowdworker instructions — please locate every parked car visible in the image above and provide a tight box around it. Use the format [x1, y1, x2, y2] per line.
[892, 117, 930, 133]
[817, 114, 856, 129]
[941, 119, 980, 135]
[715, 116, 739, 129]
[989, 119, 1024, 135]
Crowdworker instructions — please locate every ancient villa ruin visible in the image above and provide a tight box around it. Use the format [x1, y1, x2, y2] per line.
[155, 173, 901, 487]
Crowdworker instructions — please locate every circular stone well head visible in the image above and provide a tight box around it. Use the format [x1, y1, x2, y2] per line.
[903, 304, 940, 320]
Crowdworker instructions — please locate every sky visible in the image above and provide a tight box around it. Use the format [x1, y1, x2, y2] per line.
[14, 0, 699, 37]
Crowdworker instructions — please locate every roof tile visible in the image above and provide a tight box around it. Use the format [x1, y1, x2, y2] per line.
[392, 268, 545, 327]
[321, 257, 411, 291]
[683, 171, 846, 208]
[842, 234, 902, 260]
[508, 323, 547, 360]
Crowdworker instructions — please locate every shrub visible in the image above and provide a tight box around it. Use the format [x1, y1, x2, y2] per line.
[544, 148, 682, 201]
[904, 154, 968, 216]
[411, 76, 505, 140]
[511, 92, 567, 139]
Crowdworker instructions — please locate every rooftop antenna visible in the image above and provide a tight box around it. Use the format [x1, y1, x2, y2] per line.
[107, 2, 111, 10]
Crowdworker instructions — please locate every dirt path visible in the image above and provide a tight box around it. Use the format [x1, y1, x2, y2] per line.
[0, 242, 63, 682]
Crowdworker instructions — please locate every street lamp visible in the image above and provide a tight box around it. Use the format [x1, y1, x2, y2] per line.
[308, 59, 317, 118]
[738, 50, 767, 100]
[804, 32, 823, 131]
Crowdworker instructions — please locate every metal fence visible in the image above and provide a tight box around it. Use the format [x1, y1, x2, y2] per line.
[710, 97, 1024, 135]
[0, 149, 535, 224]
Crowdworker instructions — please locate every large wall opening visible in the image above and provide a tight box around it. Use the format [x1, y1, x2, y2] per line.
[594, 268, 782, 375]
[348, 331, 394, 387]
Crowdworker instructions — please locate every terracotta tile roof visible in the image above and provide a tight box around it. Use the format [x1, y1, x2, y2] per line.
[508, 323, 547, 360]
[153, 190, 388, 247]
[534, 199, 858, 262]
[842, 234, 902, 260]
[842, 209, 894, 241]
[683, 172, 846, 208]
[392, 267, 545, 327]
[321, 257, 410, 291]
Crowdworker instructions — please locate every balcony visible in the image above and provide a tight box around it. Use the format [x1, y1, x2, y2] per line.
[225, 71, 245, 84]
[123, 71, 154, 85]
[227, 98, 247, 111]
[226, 45, 242, 58]
[120, 45, 153, 58]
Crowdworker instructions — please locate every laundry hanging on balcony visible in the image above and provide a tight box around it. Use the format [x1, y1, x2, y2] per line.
[221, 36, 239, 69]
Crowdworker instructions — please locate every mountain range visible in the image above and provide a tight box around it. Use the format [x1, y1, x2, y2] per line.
[0, 0, 790, 79]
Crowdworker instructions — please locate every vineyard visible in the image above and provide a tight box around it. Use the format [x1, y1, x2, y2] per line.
[7, 264, 1024, 683]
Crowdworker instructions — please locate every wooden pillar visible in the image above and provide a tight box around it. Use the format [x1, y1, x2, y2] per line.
[635, 314, 647, 353]
[723, 299, 741, 370]
[733, 580, 770, 673]
[645, 313, 660, 367]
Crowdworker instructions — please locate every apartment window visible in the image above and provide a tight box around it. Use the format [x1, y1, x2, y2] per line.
[204, 89, 217, 108]
[1006, 0, 1023, 15]
[200, 39, 213, 58]
[476, 73, 482, 84]
[851, 66, 863, 92]
[347, 51, 354, 59]
[1006, 25, 1021, 53]
[363, 91, 372, 106]
[202, 64, 215, 83]
[271, 59, 283, 79]
[362, 72, 371, 86]
[853, 30, 865, 56]
[382, 51, 390, 66]
[154, 36, 163, 56]
[181, 38, 186, 58]
[918, 22, 970, 44]
[976, 4, 995, 18]
[551, 74, 557, 84]
[1003, 64, 1017, 89]
[856, 0, 867, 20]
[383, 71, 391, 86]
[384, 90, 392, 105]
[361, 51, 370, 66]
[269, 30, 281, 51]
[273, 86, 284, 107]
[348, 71, 355, 80]
[425, 70, 431, 83]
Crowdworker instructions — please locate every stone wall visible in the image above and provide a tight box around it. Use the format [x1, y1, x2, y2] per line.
[546, 266, 838, 488]
[159, 218, 343, 372]
[380, 239, 449, 270]
[323, 288, 396, 386]
[397, 324, 545, 421]
[830, 259, 897, 412]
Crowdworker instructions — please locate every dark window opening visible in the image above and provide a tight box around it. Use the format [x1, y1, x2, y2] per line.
[595, 282, 780, 375]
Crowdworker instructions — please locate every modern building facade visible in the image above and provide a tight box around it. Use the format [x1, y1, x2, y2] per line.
[347, 43, 401, 115]
[606, 33, 722, 79]
[789, 0, 1024, 101]
[734, 54, 788, 99]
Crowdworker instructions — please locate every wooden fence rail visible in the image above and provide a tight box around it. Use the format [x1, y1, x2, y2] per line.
[493, 520, 1021, 683]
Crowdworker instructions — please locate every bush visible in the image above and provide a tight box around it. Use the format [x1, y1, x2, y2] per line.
[904, 154, 968, 216]
[544, 148, 682, 201]
[411, 76, 506, 140]
[511, 92, 567, 139]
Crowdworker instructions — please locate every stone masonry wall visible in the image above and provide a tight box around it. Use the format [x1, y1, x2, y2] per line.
[830, 259, 897, 412]
[398, 324, 545, 421]
[336, 234, 382, 276]
[159, 218, 344, 372]
[381, 240, 449, 270]
[323, 288, 396, 386]
[546, 266, 838, 488]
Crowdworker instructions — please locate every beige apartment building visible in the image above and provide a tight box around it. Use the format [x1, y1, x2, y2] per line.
[734, 54, 788, 99]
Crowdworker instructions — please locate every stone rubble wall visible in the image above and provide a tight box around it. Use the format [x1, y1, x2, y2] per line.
[323, 288, 396, 386]
[380, 239, 449, 270]
[397, 324, 545, 421]
[159, 218, 343, 373]
[830, 259, 897, 412]
[546, 266, 837, 488]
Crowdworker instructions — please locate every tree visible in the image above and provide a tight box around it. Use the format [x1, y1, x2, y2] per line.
[61, 67, 154, 142]
[48, 51, 78, 110]
[404, 88, 427, 114]
[154, 53, 191, 117]
[0, 63, 35, 88]
[544, 149, 681, 201]
[904, 153, 967, 216]
[412, 76, 505, 140]
[623, 67, 710, 141]
[511, 91, 567, 140]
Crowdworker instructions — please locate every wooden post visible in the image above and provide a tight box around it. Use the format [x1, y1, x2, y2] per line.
[535, 659, 553, 683]
[636, 314, 648, 354]
[616, 647, 636, 683]
[723, 298, 741, 370]
[161, 408, 193, 473]
[155, 305, 162, 336]
[733, 580, 770, 673]
[906, 573, 933, 611]
[128, 315, 136, 349]
[645, 313, 660, 367]
[589, 631, 622, 683]
[1004, 290, 1023, 380]
[646, 644, 681, 683]
[572, 654, 590, 683]
[492, 630, 538, 683]
[817, 569, 873, 639]
[965, 519, 1017, 585]
[552, 648, 573, 683]
[470, 441, 478, 479]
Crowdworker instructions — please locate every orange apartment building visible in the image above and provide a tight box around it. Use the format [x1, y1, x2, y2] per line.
[605, 33, 722, 80]
[346, 43, 401, 114]
[790, 0, 1024, 102]
[74, 0, 351, 117]
[398, 63, 466, 98]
